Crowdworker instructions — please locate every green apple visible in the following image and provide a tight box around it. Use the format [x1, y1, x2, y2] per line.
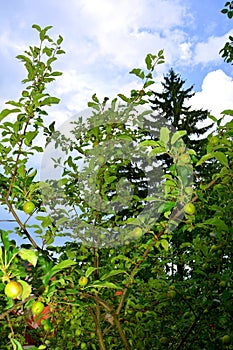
[132, 227, 143, 239]
[167, 290, 176, 299]
[209, 136, 219, 146]
[75, 329, 82, 336]
[219, 280, 227, 288]
[97, 155, 105, 165]
[160, 336, 168, 344]
[31, 301, 45, 315]
[222, 335, 231, 345]
[23, 201, 35, 214]
[43, 319, 52, 332]
[180, 154, 190, 163]
[202, 263, 209, 270]
[79, 276, 88, 287]
[210, 244, 219, 253]
[4, 281, 22, 299]
[184, 203, 195, 215]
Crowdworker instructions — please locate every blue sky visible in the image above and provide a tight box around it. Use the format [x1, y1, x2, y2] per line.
[0, 0, 233, 123]
[0, 1, 233, 247]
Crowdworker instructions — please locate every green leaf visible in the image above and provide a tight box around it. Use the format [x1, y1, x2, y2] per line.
[100, 269, 127, 280]
[196, 153, 215, 166]
[158, 202, 175, 214]
[0, 247, 2, 265]
[149, 146, 166, 156]
[158, 49, 164, 57]
[143, 80, 154, 88]
[40, 97, 60, 106]
[43, 47, 52, 56]
[32, 24, 42, 32]
[159, 127, 170, 146]
[0, 108, 21, 121]
[16, 55, 32, 64]
[40, 26, 53, 40]
[57, 49, 66, 55]
[129, 68, 145, 80]
[221, 109, 233, 116]
[88, 102, 100, 111]
[18, 249, 38, 267]
[140, 140, 159, 147]
[31, 146, 43, 152]
[117, 134, 133, 141]
[208, 114, 218, 122]
[50, 71, 63, 76]
[24, 131, 38, 146]
[92, 93, 99, 103]
[171, 130, 187, 145]
[6, 100, 23, 107]
[117, 94, 129, 102]
[104, 175, 117, 184]
[85, 267, 98, 278]
[203, 218, 229, 231]
[0, 230, 10, 251]
[43, 260, 77, 285]
[87, 281, 119, 289]
[10, 338, 24, 350]
[19, 280, 32, 300]
[145, 54, 152, 70]
[47, 57, 57, 66]
[214, 151, 228, 167]
[160, 239, 169, 251]
[57, 35, 63, 45]
[51, 260, 77, 274]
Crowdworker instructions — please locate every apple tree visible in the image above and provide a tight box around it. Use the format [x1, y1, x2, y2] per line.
[0, 23, 232, 350]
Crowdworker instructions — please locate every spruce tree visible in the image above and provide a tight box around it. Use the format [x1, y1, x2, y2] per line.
[147, 69, 214, 280]
[149, 68, 213, 157]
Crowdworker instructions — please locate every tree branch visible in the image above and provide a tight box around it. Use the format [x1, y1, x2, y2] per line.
[0, 295, 35, 321]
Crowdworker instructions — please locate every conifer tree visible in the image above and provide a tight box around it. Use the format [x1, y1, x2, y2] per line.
[149, 68, 213, 157]
[147, 69, 214, 280]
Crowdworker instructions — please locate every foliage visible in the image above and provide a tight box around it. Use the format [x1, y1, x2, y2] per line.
[0, 24, 232, 350]
[220, 1, 233, 64]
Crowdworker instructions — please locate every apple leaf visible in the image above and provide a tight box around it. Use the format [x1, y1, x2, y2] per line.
[18, 249, 38, 267]
[159, 127, 170, 146]
[10, 338, 24, 350]
[161, 239, 169, 251]
[42, 260, 77, 285]
[171, 130, 187, 145]
[100, 270, 128, 280]
[87, 281, 119, 289]
[85, 267, 98, 278]
[19, 280, 32, 300]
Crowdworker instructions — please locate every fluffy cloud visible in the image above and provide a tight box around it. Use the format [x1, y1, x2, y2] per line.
[0, 30, 26, 57]
[61, 0, 190, 69]
[190, 69, 233, 122]
[193, 30, 233, 65]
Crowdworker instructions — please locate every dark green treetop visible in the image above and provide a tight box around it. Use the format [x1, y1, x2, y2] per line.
[149, 68, 213, 157]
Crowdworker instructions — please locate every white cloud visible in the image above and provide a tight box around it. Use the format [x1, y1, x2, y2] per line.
[179, 42, 193, 61]
[62, 0, 190, 69]
[190, 69, 233, 122]
[193, 30, 233, 65]
[0, 30, 26, 57]
[1, 0, 232, 132]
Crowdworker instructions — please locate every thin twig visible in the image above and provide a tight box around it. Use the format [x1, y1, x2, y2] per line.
[0, 295, 35, 321]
